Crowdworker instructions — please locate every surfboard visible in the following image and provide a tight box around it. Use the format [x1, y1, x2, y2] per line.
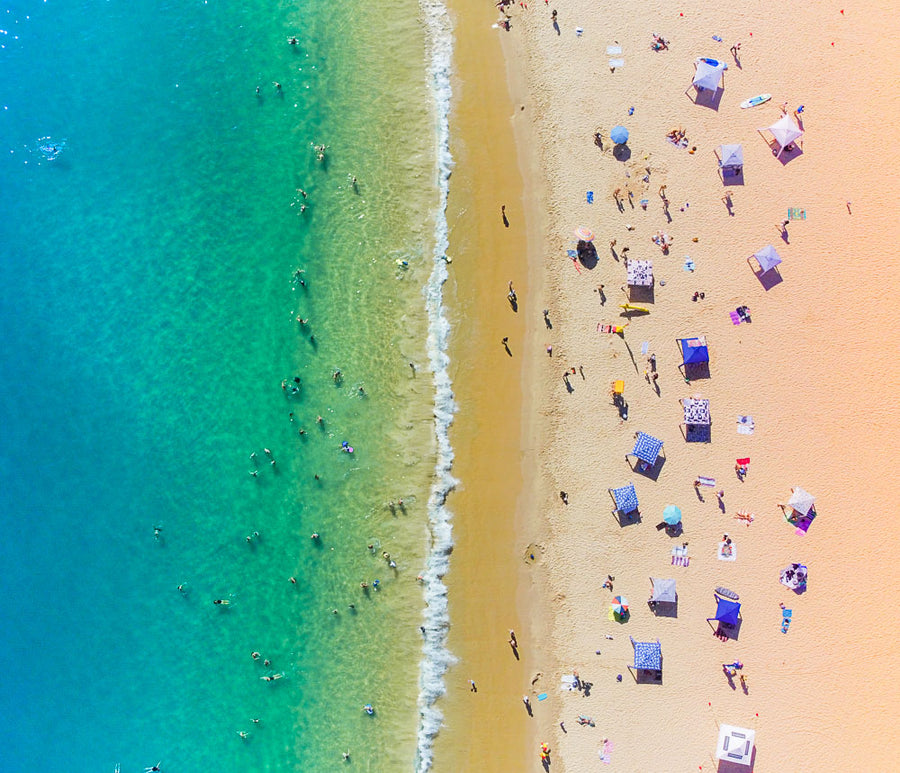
[698, 57, 727, 69]
[740, 93, 771, 109]
[619, 303, 649, 313]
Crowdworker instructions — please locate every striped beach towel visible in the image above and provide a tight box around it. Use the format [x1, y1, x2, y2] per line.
[599, 739, 614, 764]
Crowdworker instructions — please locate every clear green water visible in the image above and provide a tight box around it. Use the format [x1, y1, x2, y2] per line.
[0, 1, 447, 770]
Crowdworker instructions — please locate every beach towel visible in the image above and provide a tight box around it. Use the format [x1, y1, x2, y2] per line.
[730, 310, 742, 325]
[560, 675, 578, 691]
[696, 476, 716, 487]
[587, 191, 594, 204]
[609, 58, 625, 68]
[606, 45, 623, 55]
[737, 416, 755, 435]
[641, 341, 650, 355]
[671, 545, 690, 566]
[718, 541, 737, 561]
[599, 739, 614, 764]
[683, 257, 695, 272]
[782, 609, 792, 633]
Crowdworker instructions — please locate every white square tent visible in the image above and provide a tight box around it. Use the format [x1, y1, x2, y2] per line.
[758, 114, 803, 157]
[626, 259, 653, 287]
[716, 144, 743, 177]
[691, 59, 725, 92]
[716, 724, 756, 767]
[748, 244, 783, 274]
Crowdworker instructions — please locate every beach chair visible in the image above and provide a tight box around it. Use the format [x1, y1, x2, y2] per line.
[610, 379, 625, 397]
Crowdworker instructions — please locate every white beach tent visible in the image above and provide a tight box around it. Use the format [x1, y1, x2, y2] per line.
[716, 724, 756, 766]
[748, 244, 783, 274]
[759, 114, 803, 157]
[692, 60, 725, 92]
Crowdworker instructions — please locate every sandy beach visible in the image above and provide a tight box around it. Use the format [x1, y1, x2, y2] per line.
[438, 0, 900, 770]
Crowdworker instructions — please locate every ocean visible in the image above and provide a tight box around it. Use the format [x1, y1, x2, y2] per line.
[0, 1, 455, 771]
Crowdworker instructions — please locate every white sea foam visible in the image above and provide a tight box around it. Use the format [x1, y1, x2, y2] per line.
[416, 1, 457, 771]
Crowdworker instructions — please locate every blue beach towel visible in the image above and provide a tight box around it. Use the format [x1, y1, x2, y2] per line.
[587, 191, 594, 204]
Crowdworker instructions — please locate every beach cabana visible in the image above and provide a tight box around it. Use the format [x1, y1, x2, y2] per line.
[748, 244, 782, 275]
[627, 431, 664, 469]
[628, 636, 662, 681]
[708, 596, 742, 627]
[690, 59, 725, 93]
[785, 487, 815, 518]
[609, 482, 639, 520]
[759, 114, 803, 157]
[716, 725, 756, 767]
[716, 143, 743, 178]
[679, 337, 709, 365]
[626, 259, 653, 287]
[681, 397, 711, 442]
[649, 577, 677, 607]
[780, 487, 818, 533]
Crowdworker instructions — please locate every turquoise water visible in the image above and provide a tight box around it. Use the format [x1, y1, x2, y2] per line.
[0, 1, 451, 770]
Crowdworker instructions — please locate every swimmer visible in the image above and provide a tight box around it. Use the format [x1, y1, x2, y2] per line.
[252, 651, 260, 660]
[249, 470, 258, 477]
[273, 81, 282, 91]
[251, 718, 260, 724]
[264, 659, 270, 667]
[153, 526, 162, 539]
[213, 599, 229, 605]
[238, 730, 249, 739]
[288, 36, 298, 45]
[289, 576, 297, 584]
[177, 584, 186, 594]
[343, 750, 351, 760]
[311, 532, 319, 540]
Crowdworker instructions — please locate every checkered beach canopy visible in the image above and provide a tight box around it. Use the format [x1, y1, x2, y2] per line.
[631, 637, 662, 670]
[682, 398, 711, 425]
[632, 432, 663, 465]
[610, 482, 639, 513]
[626, 259, 653, 287]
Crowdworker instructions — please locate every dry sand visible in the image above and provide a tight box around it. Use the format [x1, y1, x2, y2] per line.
[437, 0, 900, 771]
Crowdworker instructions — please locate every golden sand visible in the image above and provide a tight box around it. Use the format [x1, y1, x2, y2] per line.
[438, 1, 900, 771]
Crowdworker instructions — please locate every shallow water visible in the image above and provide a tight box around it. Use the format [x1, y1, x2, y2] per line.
[0, 1, 447, 770]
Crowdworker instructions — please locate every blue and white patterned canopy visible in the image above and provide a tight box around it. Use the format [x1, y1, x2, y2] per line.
[632, 432, 663, 465]
[631, 638, 662, 670]
[610, 482, 639, 513]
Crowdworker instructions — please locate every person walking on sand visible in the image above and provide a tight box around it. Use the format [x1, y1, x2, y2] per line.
[501, 204, 509, 227]
[509, 629, 517, 648]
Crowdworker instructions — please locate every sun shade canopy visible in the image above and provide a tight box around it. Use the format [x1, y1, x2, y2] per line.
[682, 398, 711, 425]
[712, 597, 742, 626]
[752, 244, 782, 273]
[692, 60, 725, 90]
[787, 487, 815, 516]
[680, 337, 709, 365]
[716, 725, 756, 766]
[610, 483, 639, 513]
[718, 143, 743, 167]
[631, 432, 663, 465]
[631, 637, 662, 670]
[626, 259, 653, 286]
[650, 577, 677, 603]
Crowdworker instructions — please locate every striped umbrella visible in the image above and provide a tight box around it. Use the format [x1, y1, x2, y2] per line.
[611, 596, 629, 615]
[574, 227, 594, 242]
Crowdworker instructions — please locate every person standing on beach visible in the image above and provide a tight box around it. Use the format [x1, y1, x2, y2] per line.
[501, 204, 509, 227]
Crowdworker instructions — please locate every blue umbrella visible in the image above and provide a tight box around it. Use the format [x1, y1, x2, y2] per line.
[662, 505, 682, 525]
[610, 125, 629, 145]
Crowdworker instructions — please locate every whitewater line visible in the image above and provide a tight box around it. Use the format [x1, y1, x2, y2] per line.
[415, 1, 457, 771]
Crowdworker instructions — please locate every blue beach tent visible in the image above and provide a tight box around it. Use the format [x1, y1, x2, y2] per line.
[630, 636, 662, 671]
[630, 432, 664, 466]
[709, 597, 742, 627]
[679, 337, 709, 365]
[609, 482, 639, 514]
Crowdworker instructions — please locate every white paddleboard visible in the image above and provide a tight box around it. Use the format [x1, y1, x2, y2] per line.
[740, 93, 771, 109]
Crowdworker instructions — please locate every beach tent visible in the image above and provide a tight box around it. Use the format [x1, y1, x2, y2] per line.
[716, 725, 756, 767]
[717, 143, 743, 177]
[679, 337, 709, 365]
[691, 59, 725, 92]
[759, 114, 803, 157]
[626, 259, 653, 287]
[609, 482, 639, 515]
[629, 431, 664, 466]
[629, 636, 662, 672]
[786, 487, 815, 518]
[780, 563, 808, 591]
[649, 577, 677, 604]
[748, 244, 782, 274]
[682, 397, 711, 425]
[709, 596, 742, 627]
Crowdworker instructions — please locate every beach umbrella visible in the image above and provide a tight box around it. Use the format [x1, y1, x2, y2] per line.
[611, 596, 629, 615]
[662, 505, 682, 525]
[574, 226, 594, 242]
[610, 125, 629, 145]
